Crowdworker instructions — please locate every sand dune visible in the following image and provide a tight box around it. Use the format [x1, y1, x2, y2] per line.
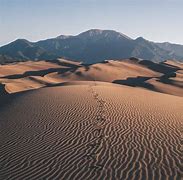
[0, 59, 75, 93]
[0, 61, 62, 77]
[0, 59, 182, 96]
[45, 59, 161, 82]
[169, 70, 183, 86]
[146, 78, 183, 97]
[0, 81, 182, 179]
[0, 77, 48, 93]
[163, 60, 183, 69]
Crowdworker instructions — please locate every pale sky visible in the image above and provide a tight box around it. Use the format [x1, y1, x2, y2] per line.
[0, 0, 183, 46]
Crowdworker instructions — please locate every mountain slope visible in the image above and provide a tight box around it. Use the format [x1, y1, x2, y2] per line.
[0, 29, 183, 64]
[0, 39, 57, 62]
[157, 42, 183, 57]
[35, 29, 135, 63]
[131, 37, 181, 62]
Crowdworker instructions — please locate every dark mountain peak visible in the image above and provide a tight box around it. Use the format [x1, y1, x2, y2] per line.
[13, 39, 32, 45]
[135, 37, 147, 42]
[0, 38, 56, 61]
[0, 39, 33, 55]
[77, 29, 132, 41]
[162, 42, 170, 45]
[6, 39, 33, 49]
[14, 38, 30, 43]
[78, 29, 106, 36]
[56, 35, 73, 39]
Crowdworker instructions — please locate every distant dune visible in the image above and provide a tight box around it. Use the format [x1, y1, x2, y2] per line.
[0, 81, 182, 179]
[0, 58, 182, 96]
[46, 59, 161, 82]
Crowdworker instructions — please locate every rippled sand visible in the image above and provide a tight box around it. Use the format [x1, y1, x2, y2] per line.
[0, 81, 182, 179]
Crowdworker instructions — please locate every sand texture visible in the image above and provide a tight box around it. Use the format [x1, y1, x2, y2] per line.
[0, 82, 182, 179]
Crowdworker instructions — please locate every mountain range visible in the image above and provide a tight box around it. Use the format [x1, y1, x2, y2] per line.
[0, 29, 183, 64]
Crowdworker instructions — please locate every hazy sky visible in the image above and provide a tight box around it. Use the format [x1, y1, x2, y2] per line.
[0, 0, 183, 46]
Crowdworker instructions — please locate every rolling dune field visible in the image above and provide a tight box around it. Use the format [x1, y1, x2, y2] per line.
[0, 59, 183, 97]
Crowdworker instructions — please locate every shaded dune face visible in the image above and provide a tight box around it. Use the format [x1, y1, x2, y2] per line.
[0, 82, 182, 180]
[0, 84, 7, 96]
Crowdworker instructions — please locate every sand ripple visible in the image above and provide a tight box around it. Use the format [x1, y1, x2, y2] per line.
[0, 82, 182, 179]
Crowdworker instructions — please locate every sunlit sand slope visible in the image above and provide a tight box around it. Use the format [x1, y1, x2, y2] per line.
[0, 81, 182, 179]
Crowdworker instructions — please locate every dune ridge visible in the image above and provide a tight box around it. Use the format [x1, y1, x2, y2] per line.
[0, 59, 182, 97]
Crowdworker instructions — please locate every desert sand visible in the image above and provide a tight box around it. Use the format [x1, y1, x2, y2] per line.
[0, 58, 182, 97]
[0, 59, 75, 93]
[0, 61, 62, 77]
[45, 59, 161, 82]
[0, 81, 182, 179]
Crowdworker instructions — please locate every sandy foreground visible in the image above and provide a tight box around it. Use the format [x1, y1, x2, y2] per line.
[0, 81, 182, 180]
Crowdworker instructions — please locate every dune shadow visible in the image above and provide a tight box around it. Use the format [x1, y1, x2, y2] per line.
[158, 72, 183, 88]
[139, 60, 179, 74]
[0, 84, 7, 96]
[161, 61, 183, 69]
[113, 76, 155, 90]
[2, 67, 71, 79]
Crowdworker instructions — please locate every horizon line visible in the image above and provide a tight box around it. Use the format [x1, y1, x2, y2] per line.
[0, 28, 182, 47]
